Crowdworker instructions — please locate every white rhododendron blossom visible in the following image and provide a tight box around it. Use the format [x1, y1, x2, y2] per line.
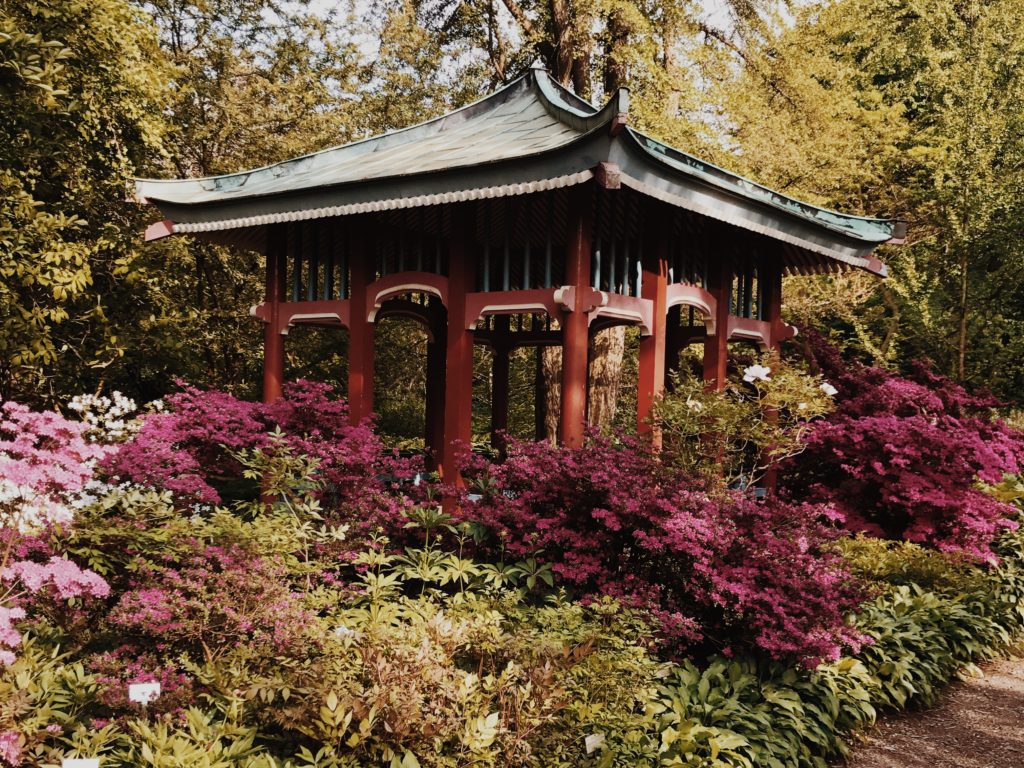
[742, 364, 772, 383]
[0, 479, 73, 530]
[68, 391, 141, 443]
[820, 382, 838, 397]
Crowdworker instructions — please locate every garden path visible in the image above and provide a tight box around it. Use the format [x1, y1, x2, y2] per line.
[845, 656, 1024, 768]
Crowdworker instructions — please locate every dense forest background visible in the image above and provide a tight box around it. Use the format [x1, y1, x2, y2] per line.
[2, 0, 1022, 442]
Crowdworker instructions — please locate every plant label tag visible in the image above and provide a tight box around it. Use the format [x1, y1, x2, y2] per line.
[62, 760, 100, 768]
[128, 681, 161, 705]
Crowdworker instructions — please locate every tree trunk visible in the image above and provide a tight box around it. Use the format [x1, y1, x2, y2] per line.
[541, 345, 561, 442]
[587, 326, 625, 431]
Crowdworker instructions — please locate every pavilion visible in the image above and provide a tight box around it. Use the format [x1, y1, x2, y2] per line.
[135, 67, 903, 480]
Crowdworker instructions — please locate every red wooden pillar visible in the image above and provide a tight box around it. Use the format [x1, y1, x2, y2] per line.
[638, 208, 669, 445]
[558, 185, 593, 448]
[347, 229, 375, 425]
[490, 316, 511, 450]
[440, 207, 475, 482]
[761, 248, 784, 492]
[424, 297, 447, 470]
[262, 225, 287, 403]
[762, 249, 783, 352]
[703, 255, 731, 391]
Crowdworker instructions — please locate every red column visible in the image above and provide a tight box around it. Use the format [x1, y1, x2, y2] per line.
[637, 208, 669, 444]
[262, 225, 287, 403]
[761, 248, 784, 492]
[347, 226, 375, 424]
[762, 248, 783, 352]
[440, 207, 475, 482]
[558, 185, 593, 448]
[424, 297, 447, 470]
[490, 316, 511, 450]
[703, 254, 731, 391]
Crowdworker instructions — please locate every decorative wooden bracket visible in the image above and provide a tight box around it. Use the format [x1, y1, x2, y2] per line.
[594, 162, 621, 189]
[144, 219, 175, 242]
[367, 272, 449, 321]
[251, 300, 351, 335]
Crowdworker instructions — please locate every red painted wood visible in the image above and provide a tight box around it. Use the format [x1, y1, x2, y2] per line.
[490, 316, 511, 451]
[558, 185, 593, 448]
[347, 231, 375, 424]
[424, 297, 447, 470]
[761, 247, 784, 492]
[637, 209, 669, 445]
[440, 207, 475, 483]
[703, 256, 731, 391]
[262, 226, 287, 403]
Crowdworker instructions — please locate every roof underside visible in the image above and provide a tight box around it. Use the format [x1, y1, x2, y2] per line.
[136, 69, 901, 276]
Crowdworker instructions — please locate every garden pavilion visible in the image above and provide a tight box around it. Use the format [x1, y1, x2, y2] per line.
[135, 66, 903, 480]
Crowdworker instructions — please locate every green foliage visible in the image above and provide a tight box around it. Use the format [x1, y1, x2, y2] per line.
[718, 0, 1024, 402]
[834, 536, 982, 593]
[0, 0, 167, 399]
[655, 354, 833, 489]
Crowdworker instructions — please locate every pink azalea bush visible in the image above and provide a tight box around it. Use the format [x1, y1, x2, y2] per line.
[784, 333, 1024, 560]
[0, 402, 111, 667]
[103, 380, 420, 534]
[107, 543, 316, 659]
[462, 435, 864, 665]
[0, 401, 109, 528]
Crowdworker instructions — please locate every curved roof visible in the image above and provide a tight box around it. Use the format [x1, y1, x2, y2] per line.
[136, 68, 903, 275]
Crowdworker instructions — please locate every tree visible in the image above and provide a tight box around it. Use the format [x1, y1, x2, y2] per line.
[715, 0, 1024, 403]
[0, 0, 168, 402]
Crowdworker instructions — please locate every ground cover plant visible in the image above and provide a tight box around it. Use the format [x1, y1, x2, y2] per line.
[1, 352, 1023, 767]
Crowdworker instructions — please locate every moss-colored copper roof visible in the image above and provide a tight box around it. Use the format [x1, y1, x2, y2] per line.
[136, 68, 901, 275]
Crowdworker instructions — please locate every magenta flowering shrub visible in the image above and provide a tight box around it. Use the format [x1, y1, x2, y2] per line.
[784, 333, 1024, 559]
[462, 435, 864, 665]
[107, 543, 317, 659]
[89, 648, 196, 715]
[104, 381, 420, 531]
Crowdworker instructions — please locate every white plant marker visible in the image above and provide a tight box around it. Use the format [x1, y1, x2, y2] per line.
[128, 681, 161, 706]
[62, 760, 100, 768]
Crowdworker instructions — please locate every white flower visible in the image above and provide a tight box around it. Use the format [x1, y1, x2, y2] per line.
[819, 382, 838, 397]
[685, 397, 704, 412]
[742, 364, 772, 383]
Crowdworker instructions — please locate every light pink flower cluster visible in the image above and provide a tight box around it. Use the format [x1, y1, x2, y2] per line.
[0, 401, 110, 529]
[4, 557, 110, 600]
[0, 730, 21, 767]
[0, 558, 110, 665]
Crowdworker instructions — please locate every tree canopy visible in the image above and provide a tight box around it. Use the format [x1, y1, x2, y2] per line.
[2, 0, 1022, 416]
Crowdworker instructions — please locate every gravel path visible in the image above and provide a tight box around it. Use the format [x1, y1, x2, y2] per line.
[844, 657, 1024, 768]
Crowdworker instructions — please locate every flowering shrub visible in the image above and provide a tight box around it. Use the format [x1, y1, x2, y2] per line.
[655, 355, 834, 489]
[0, 401, 109, 529]
[66, 390, 145, 443]
[107, 544, 316, 660]
[103, 380, 420, 535]
[0, 402, 111, 667]
[784, 333, 1024, 559]
[462, 434, 864, 665]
